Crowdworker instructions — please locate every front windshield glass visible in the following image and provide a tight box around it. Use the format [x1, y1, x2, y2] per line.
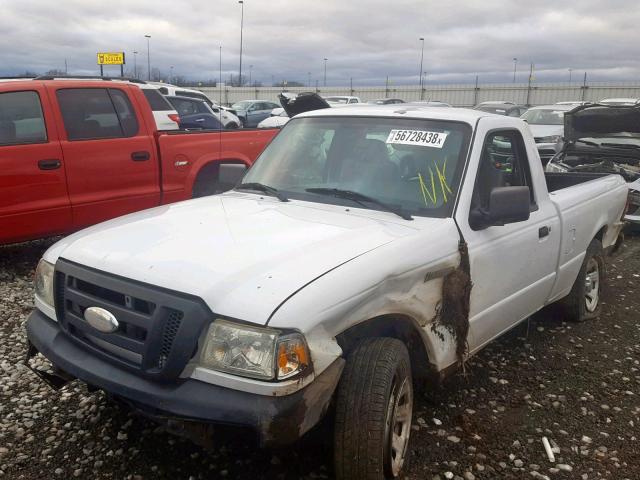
[231, 101, 253, 109]
[240, 116, 472, 218]
[325, 97, 349, 104]
[521, 109, 564, 125]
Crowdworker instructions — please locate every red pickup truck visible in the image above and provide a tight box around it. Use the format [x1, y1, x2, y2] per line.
[0, 78, 278, 245]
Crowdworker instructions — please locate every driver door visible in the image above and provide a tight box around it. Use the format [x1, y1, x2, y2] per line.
[455, 121, 560, 353]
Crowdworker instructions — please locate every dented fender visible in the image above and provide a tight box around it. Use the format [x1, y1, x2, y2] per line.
[269, 218, 466, 375]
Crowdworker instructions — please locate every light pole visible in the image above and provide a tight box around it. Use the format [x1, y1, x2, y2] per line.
[238, 0, 244, 86]
[170, 66, 174, 84]
[219, 45, 223, 105]
[419, 37, 425, 89]
[513, 57, 517, 83]
[568, 68, 572, 82]
[249, 64, 253, 86]
[323, 58, 328, 86]
[144, 35, 151, 81]
[133, 51, 138, 79]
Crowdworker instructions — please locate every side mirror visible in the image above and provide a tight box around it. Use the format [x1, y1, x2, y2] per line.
[470, 186, 531, 230]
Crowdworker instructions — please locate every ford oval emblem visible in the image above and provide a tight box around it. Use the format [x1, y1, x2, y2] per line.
[84, 307, 119, 333]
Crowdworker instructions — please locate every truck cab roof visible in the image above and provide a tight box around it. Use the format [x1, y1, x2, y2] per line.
[295, 103, 514, 125]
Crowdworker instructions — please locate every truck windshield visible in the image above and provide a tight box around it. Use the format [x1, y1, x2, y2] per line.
[241, 116, 472, 218]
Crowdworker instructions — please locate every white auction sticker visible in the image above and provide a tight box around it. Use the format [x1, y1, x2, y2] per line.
[386, 129, 448, 148]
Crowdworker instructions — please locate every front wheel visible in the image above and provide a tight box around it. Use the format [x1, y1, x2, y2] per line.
[561, 238, 604, 322]
[334, 338, 413, 480]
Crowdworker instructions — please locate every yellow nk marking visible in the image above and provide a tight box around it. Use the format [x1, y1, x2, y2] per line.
[417, 158, 454, 206]
[418, 170, 438, 205]
[434, 158, 453, 203]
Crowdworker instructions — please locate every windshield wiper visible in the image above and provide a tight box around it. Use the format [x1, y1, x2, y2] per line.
[574, 139, 600, 147]
[305, 188, 413, 220]
[235, 182, 289, 202]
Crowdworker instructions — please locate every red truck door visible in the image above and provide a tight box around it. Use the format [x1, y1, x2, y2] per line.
[49, 84, 160, 229]
[0, 84, 71, 244]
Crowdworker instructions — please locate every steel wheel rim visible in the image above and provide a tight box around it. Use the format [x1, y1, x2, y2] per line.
[385, 374, 413, 477]
[584, 257, 600, 312]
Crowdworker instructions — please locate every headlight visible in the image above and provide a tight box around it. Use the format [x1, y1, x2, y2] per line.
[34, 259, 55, 308]
[536, 135, 562, 144]
[200, 320, 311, 381]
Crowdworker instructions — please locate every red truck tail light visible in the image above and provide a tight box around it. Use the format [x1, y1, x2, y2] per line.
[168, 114, 180, 124]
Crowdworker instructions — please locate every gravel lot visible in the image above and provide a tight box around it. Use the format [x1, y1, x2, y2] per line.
[1, 237, 639, 480]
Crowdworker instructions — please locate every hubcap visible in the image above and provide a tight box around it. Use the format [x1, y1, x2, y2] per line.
[584, 257, 600, 313]
[385, 375, 413, 477]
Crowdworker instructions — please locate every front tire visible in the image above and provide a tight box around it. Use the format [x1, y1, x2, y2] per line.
[334, 338, 413, 480]
[562, 238, 604, 322]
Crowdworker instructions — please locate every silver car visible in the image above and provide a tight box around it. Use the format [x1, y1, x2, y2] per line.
[521, 104, 574, 165]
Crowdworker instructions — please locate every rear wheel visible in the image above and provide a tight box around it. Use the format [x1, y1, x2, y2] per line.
[561, 238, 604, 322]
[225, 122, 239, 129]
[334, 338, 413, 480]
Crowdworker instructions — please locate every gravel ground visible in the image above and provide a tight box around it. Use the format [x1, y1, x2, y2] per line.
[1, 237, 639, 480]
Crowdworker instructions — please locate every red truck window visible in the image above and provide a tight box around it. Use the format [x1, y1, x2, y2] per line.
[56, 88, 139, 141]
[0, 91, 47, 146]
[142, 89, 174, 112]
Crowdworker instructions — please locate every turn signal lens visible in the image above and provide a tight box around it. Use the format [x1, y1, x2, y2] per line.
[276, 334, 310, 380]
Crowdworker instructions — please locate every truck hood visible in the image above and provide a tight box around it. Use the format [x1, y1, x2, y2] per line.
[47, 194, 419, 325]
[564, 104, 640, 142]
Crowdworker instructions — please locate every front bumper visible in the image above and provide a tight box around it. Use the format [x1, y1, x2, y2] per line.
[26, 309, 344, 446]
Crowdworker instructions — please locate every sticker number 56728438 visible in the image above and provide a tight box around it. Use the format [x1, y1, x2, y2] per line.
[386, 129, 448, 148]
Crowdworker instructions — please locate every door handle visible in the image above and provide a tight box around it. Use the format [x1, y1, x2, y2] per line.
[195, 118, 205, 122]
[38, 159, 61, 170]
[539, 226, 550, 238]
[131, 151, 150, 161]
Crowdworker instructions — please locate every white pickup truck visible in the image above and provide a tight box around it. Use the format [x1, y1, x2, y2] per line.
[27, 101, 628, 479]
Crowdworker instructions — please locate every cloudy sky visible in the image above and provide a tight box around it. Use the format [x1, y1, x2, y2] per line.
[1, 0, 638, 86]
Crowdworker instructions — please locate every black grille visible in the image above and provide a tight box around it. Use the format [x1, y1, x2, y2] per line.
[53, 259, 212, 381]
[158, 310, 184, 369]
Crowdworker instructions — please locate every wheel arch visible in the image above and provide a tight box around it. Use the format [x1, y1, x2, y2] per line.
[335, 314, 434, 381]
[190, 158, 250, 196]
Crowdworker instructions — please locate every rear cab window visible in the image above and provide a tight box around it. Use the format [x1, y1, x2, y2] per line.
[0, 91, 48, 146]
[56, 88, 139, 141]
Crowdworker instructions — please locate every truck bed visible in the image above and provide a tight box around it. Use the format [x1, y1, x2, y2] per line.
[545, 171, 613, 193]
[156, 127, 279, 203]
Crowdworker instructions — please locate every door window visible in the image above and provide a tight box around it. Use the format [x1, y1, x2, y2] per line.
[0, 91, 47, 146]
[171, 98, 199, 116]
[472, 130, 536, 211]
[57, 88, 139, 140]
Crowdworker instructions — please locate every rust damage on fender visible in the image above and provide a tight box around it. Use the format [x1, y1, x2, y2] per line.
[430, 239, 472, 366]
